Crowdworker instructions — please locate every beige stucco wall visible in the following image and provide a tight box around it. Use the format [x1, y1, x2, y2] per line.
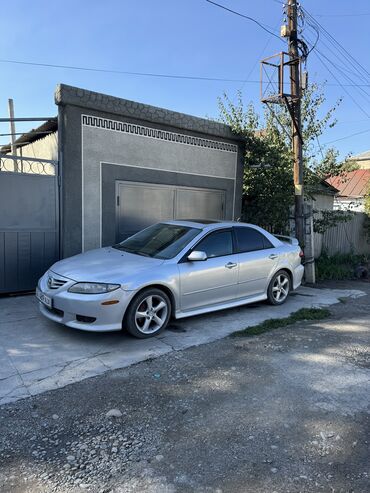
[350, 158, 370, 170]
[19, 132, 58, 161]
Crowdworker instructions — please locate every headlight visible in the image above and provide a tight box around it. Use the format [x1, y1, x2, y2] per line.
[68, 283, 120, 294]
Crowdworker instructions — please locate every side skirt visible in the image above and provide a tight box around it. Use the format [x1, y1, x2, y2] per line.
[175, 293, 268, 319]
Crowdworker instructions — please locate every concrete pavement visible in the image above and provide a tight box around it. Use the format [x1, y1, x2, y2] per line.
[0, 286, 365, 405]
[0, 281, 369, 493]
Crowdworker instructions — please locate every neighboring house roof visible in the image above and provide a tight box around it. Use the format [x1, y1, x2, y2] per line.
[305, 170, 339, 195]
[0, 118, 57, 154]
[316, 178, 339, 195]
[348, 150, 370, 162]
[327, 169, 370, 198]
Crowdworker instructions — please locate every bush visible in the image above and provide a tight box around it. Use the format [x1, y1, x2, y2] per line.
[316, 252, 369, 280]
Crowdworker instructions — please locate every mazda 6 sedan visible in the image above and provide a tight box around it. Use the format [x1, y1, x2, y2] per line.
[37, 220, 304, 338]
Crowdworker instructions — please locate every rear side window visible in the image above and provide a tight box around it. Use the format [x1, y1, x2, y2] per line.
[234, 227, 273, 253]
[195, 230, 233, 258]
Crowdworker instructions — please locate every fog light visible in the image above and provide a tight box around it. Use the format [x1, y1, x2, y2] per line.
[76, 315, 96, 323]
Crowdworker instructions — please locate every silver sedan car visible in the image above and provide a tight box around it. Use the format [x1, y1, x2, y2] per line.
[37, 220, 304, 338]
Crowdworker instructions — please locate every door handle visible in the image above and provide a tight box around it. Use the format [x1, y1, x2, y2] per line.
[225, 262, 237, 269]
[269, 254, 278, 259]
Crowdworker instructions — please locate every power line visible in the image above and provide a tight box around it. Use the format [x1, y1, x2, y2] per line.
[335, 118, 370, 125]
[304, 29, 367, 83]
[205, 0, 284, 42]
[236, 19, 281, 98]
[302, 20, 370, 98]
[314, 12, 370, 17]
[300, 7, 370, 117]
[1, 57, 369, 88]
[315, 47, 370, 105]
[313, 50, 370, 118]
[0, 58, 251, 83]
[323, 128, 370, 145]
[302, 7, 370, 82]
[302, 10, 370, 87]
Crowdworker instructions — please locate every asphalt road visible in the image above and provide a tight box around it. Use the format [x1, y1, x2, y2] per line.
[0, 281, 369, 493]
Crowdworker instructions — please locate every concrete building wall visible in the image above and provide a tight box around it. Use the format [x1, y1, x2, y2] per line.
[311, 193, 334, 212]
[56, 84, 244, 258]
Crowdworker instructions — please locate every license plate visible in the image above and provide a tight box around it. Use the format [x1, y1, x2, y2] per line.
[36, 287, 53, 309]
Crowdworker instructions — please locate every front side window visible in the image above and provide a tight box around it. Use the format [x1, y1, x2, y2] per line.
[235, 227, 273, 253]
[195, 230, 233, 258]
[113, 223, 201, 259]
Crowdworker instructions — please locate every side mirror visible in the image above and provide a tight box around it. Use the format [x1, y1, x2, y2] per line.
[188, 250, 207, 262]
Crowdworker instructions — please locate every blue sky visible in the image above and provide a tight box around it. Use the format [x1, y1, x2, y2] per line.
[1, 0, 370, 159]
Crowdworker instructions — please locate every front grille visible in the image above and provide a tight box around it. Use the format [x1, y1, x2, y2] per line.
[47, 276, 67, 289]
[45, 306, 64, 317]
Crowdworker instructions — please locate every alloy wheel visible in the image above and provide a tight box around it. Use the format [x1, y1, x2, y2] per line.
[272, 273, 290, 303]
[134, 295, 168, 334]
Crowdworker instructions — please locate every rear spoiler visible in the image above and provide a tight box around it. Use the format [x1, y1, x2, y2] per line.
[274, 234, 299, 246]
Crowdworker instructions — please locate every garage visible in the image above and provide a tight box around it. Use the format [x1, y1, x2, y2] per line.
[116, 181, 225, 241]
[56, 84, 245, 258]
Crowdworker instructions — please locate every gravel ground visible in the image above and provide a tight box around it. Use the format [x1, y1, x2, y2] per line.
[0, 280, 369, 493]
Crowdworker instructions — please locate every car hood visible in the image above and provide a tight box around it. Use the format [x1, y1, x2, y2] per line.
[50, 247, 165, 284]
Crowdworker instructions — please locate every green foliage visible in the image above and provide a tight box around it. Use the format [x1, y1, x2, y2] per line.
[313, 209, 354, 234]
[316, 252, 369, 280]
[218, 92, 293, 233]
[231, 308, 331, 337]
[314, 148, 358, 180]
[218, 84, 352, 233]
[364, 182, 370, 216]
[364, 184, 370, 243]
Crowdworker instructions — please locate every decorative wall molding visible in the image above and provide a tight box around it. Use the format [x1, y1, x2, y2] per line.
[82, 115, 238, 153]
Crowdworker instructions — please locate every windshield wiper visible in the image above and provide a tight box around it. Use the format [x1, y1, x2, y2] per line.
[112, 245, 152, 257]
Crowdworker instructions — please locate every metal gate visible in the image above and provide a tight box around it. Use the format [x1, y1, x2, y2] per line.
[0, 155, 59, 293]
[116, 181, 225, 241]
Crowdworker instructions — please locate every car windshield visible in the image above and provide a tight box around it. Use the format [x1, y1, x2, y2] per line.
[113, 223, 201, 259]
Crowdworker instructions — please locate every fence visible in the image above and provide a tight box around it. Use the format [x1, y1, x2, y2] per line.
[0, 154, 59, 293]
[0, 154, 56, 175]
[314, 212, 369, 258]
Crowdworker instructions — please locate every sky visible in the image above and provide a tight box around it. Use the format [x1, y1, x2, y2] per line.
[1, 0, 370, 160]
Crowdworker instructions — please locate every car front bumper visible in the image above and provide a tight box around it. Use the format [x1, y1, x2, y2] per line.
[37, 271, 135, 332]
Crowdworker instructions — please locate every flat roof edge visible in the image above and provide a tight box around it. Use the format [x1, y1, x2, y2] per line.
[55, 84, 244, 142]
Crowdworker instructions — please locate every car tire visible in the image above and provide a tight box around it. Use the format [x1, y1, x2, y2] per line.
[124, 288, 171, 339]
[267, 270, 291, 305]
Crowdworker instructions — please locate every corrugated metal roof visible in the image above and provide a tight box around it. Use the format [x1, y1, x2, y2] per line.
[327, 169, 370, 198]
[0, 119, 57, 154]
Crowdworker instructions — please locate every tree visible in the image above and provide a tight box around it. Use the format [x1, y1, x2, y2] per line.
[218, 84, 353, 233]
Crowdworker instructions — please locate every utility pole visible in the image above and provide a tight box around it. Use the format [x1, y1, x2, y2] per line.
[261, 0, 315, 281]
[8, 98, 18, 172]
[287, 0, 304, 246]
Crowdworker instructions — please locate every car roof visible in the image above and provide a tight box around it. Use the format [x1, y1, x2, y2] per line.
[163, 219, 264, 230]
[160, 220, 283, 251]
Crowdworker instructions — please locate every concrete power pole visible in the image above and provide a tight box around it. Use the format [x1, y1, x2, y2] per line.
[287, 0, 304, 247]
